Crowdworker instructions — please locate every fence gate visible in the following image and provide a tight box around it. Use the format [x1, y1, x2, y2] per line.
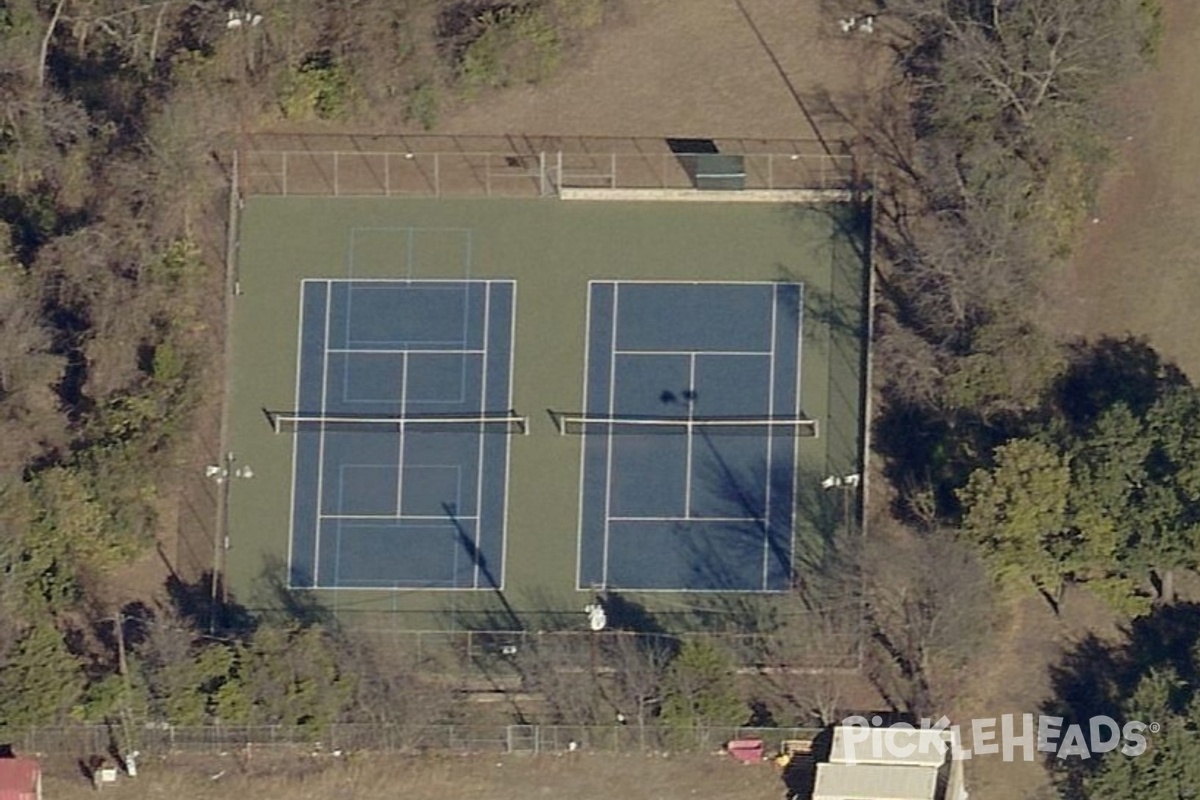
[506, 725, 539, 754]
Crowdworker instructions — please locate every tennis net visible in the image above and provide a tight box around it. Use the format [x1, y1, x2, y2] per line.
[268, 411, 528, 435]
[549, 412, 818, 438]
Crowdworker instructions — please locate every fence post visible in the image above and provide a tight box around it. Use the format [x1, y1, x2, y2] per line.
[333, 151, 339, 196]
[434, 153, 441, 198]
[557, 151, 563, 190]
[384, 152, 391, 196]
[538, 151, 547, 196]
[282, 152, 289, 195]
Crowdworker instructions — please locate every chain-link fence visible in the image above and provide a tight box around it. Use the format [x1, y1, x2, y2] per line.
[238, 134, 859, 198]
[344, 628, 863, 673]
[11, 723, 823, 757]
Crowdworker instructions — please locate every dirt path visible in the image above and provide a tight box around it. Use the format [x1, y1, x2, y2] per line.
[955, 591, 1120, 800]
[1048, 0, 1200, 379]
[438, 0, 887, 143]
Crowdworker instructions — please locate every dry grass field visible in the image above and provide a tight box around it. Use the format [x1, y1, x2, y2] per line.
[1048, 0, 1200, 379]
[438, 0, 889, 142]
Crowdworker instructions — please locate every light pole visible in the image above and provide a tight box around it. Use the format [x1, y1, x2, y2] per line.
[821, 473, 861, 537]
[205, 454, 254, 632]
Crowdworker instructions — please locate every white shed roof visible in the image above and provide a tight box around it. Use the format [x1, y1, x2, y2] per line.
[813, 763, 938, 800]
[830, 726, 950, 768]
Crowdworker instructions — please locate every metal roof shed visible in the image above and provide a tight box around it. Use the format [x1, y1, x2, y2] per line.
[812, 763, 938, 800]
[830, 726, 950, 769]
[0, 759, 41, 800]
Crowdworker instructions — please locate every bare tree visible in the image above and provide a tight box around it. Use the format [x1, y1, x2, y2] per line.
[344, 631, 466, 744]
[602, 632, 673, 728]
[856, 524, 995, 716]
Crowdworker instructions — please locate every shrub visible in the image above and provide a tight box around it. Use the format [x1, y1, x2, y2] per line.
[281, 52, 356, 120]
[457, 6, 561, 95]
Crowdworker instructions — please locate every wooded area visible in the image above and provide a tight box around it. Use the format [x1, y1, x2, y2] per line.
[0, 1, 1193, 796]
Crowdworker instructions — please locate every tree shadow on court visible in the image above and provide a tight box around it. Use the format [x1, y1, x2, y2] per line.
[597, 591, 669, 633]
[242, 555, 338, 628]
[772, 201, 872, 344]
[687, 434, 843, 597]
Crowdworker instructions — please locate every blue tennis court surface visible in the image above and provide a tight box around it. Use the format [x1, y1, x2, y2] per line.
[578, 282, 804, 591]
[288, 279, 515, 589]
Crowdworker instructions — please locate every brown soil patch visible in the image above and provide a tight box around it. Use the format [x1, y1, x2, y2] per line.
[1048, 0, 1200, 379]
[437, 0, 889, 143]
[953, 590, 1121, 800]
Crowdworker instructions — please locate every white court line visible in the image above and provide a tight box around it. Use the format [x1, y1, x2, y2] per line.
[327, 347, 487, 355]
[318, 514, 480, 521]
[472, 283, 492, 589]
[332, 472, 349, 586]
[300, 277, 508, 284]
[498, 281, 518, 592]
[405, 226, 414, 278]
[609, 515, 762, 523]
[331, 518, 342, 589]
[684, 353, 696, 516]
[464, 229, 474, 280]
[789, 284, 806, 585]
[395, 352, 409, 516]
[285, 283, 309, 584]
[762, 283, 778, 591]
[346, 338, 466, 347]
[312, 582, 483, 592]
[574, 283, 595, 590]
[614, 349, 773, 357]
[312, 280, 335, 586]
[589, 279, 782, 286]
[795, 283, 805, 415]
[602, 284, 620, 589]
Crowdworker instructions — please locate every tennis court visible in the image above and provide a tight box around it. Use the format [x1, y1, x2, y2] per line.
[286, 279, 517, 590]
[573, 281, 810, 591]
[228, 196, 867, 623]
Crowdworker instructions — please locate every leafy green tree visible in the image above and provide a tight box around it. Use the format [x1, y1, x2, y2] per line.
[660, 639, 746, 733]
[74, 670, 150, 725]
[0, 620, 83, 730]
[959, 438, 1079, 611]
[1079, 667, 1200, 798]
[141, 642, 235, 725]
[1067, 389, 1200, 607]
[215, 623, 353, 728]
[1131, 387, 1200, 599]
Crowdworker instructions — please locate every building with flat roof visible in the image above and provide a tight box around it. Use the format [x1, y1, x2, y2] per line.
[812, 725, 968, 800]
